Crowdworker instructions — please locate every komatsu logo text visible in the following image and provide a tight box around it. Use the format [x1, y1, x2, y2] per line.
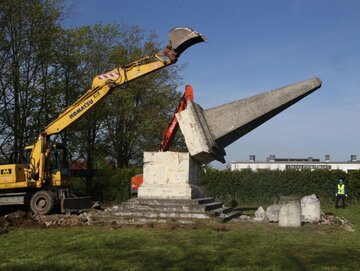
[69, 99, 94, 119]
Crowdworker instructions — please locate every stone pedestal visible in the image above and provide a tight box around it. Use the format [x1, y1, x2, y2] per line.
[137, 151, 204, 199]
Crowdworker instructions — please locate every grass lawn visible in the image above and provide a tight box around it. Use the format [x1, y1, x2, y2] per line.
[0, 204, 359, 271]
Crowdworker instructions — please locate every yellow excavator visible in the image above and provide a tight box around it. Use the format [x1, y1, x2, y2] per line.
[0, 27, 206, 214]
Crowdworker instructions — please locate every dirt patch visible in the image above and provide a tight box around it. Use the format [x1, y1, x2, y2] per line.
[0, 210, 35, 234]
[0, 206, 355, 234]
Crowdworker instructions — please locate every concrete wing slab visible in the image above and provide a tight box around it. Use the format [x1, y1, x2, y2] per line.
[177, 77, 322, 164]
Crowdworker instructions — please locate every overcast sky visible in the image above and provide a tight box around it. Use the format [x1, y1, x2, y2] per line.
[64, 0, 360, 168]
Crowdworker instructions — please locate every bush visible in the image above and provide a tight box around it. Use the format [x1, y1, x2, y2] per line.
[71, 167, 142, 203]
[203, 168, 359, 205]
[72, 167, 360, 206]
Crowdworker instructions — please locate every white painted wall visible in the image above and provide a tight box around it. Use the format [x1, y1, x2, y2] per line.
[230, 161, 360, 173]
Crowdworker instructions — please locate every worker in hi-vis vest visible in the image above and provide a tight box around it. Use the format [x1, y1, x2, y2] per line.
[335, 179, 348, 208]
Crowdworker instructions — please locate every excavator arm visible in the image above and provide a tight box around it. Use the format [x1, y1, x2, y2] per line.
[28, 27, 206, 186]
[46, 54, 171, 135]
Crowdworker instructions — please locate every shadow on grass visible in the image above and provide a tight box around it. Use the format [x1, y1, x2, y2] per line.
[1, 226, 360, 271]
[282, 245, 360, 271]
[1, 227, 250, 271]
[100, 232, 225, 271]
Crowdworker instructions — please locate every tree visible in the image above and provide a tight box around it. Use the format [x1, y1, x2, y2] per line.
[0, 0, 63, 159]
[53, 23, 185, 194]
[0, 1, 186, 175]
[101, 25, 184, 167]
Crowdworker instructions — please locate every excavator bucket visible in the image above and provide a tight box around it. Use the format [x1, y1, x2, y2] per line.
[168, 27, 207, 56]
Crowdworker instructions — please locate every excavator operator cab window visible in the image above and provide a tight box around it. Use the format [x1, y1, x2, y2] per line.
[23, 146, 33, 168]
[9, 151, 23, 164]
[50, 144, 70, 179]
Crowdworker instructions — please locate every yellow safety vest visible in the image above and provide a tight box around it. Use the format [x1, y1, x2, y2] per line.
[337, 184, 345, 195]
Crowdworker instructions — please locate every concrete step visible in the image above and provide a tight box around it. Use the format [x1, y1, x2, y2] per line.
[111, 204, 208, 213]
[208, 207, 232, 217]
[93, 215, 168, 225]
[93, 214, 198, 226]
[127, 198, 196, 206]
[110, 211, 209, 219]
[221, 210, 242, 223]
[195, 197, 215, 205]
[202, 202, 223, 211]
[103, 197, 240, 224]
[128, 197, 219, 207]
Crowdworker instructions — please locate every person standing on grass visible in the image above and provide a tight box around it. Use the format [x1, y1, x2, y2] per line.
[335, 178, 348, 209]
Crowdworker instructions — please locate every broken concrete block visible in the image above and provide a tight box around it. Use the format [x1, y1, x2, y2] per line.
[279, 197, 301, 227]
[301, 194, 321, 223]
[266, 204, 280, 222]
[137, 151, 204, 199]
[177, 77, 322, 164]
[176, 103, 224, 164]
[238, 215, 250, 221]
[254, 206, 266, 221]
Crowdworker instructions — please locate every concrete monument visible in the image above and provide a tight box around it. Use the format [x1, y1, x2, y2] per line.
[138, 77, 322, 200]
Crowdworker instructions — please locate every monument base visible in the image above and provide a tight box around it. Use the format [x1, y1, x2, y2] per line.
[137, 151, 204, 199]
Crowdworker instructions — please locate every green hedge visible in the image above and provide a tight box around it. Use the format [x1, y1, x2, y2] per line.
[71, 167, 360, 205]
[91, 167, 142, 203]
[203, 168, 360, 205]
[71, 167, 142, 203]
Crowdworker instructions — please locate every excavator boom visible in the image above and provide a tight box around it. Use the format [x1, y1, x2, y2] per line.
[45, 27, 205, 136]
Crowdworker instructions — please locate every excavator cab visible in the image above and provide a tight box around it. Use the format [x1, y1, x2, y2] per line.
[168, 27, 207, 57]
[49, 143, 70, 185]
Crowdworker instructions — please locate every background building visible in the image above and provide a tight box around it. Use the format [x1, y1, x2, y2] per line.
[230, 155, 360, 173]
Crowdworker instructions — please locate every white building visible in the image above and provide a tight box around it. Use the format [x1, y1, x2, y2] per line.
[230, 155, 360, 173]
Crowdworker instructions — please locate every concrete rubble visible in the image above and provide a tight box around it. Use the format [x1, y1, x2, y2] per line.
[254, 206, 266, 221]
[301, 194, 321, 223]
[238, 215, 251, 221]
[0, 199, 354, 232]
[266, 204, 280, 222]
[231, 194, 354, 231]
[279, 196, 301, 227]
[320, 213, 354, 232]
[33, 212, 94, 227]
